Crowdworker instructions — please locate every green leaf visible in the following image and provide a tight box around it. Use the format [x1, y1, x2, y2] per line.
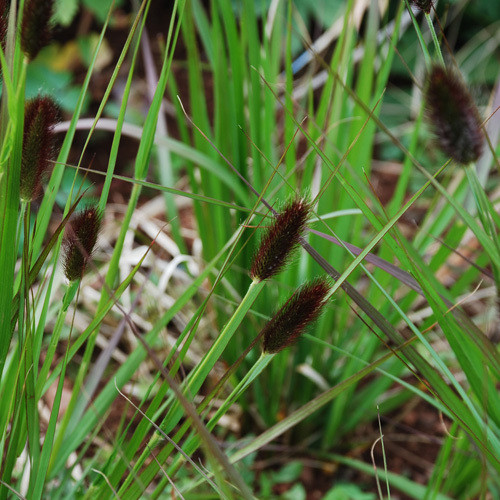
[323, 484, 376, 500]
[53, 0, 80, 26]
[294, 0, 344, 29]
[25, 59, 88, 113]
[271, 461, 303, 484]
[83, 0, 124, 22]
[280, 483, 306, 500]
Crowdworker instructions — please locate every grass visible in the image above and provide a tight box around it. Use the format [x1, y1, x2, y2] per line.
[1, 0, 500, 498]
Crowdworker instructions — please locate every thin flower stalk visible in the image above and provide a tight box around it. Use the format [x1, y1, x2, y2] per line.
[139, 279, 267, 461]
[166, 278, 330, 475]
[153, 199, 311, 440]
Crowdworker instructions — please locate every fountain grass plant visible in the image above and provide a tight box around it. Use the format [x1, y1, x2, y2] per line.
[1, 0, 500, 498]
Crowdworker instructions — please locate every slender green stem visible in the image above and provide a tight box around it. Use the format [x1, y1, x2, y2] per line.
[464, 164, 500, 264]
[118, 278, 265, 498]
[404, 1, 431, 68]
[159, 279, 266, 434]
[33, 287, 81, 500]
[464, 162, 500, 302]
[35, 281, 79, 398]
[425, 12, 445, 66]
[169, 352, 273, 476]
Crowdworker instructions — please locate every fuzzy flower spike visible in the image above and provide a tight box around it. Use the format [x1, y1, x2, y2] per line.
[261, 278, 330, 354]
[425, 65, 484, 165]
[20, 96, 59, 201]
[63, 207, 102, 281]
[250, 198, 311, 282]
[21, 0, 55, 60]
[0, 0, 8, 50]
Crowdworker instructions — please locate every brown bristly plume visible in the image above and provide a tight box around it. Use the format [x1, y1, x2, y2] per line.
[425, 65, 484, 165]
[262, 278, 330, 354]
[250, 198, 310, 282]
[410, 0, 433, 14]
[20, 96, 60, 201]
[63, 207, 102, 281]
[0, 0, 8, 50]
[21, 0, 55, 60]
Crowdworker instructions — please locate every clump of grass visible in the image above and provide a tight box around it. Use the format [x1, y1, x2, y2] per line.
[1, 1, 500, 498]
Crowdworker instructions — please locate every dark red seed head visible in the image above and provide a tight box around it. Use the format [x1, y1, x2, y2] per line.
[21, 0, 55, 60]
[250, 198, 311, 282]
[20, 96, 59, 201]
[425, 65, 484, 165]
[63, 207, 102, 281]
[261, 278, 330, 354]
[0, 1, 8, 50]
[411, 0, 433, 14]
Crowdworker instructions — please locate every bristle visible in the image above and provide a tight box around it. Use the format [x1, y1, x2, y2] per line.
[250, 198, 310, 282]
[21, 0, 55, 60]
[63, 207, 102, 281]
[261, 278, 330, 354]
[0, 1, 8, 50]
[425, 65, 484, 165]
[411, 0, 433, 14]
[20, 96, 59, 201]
